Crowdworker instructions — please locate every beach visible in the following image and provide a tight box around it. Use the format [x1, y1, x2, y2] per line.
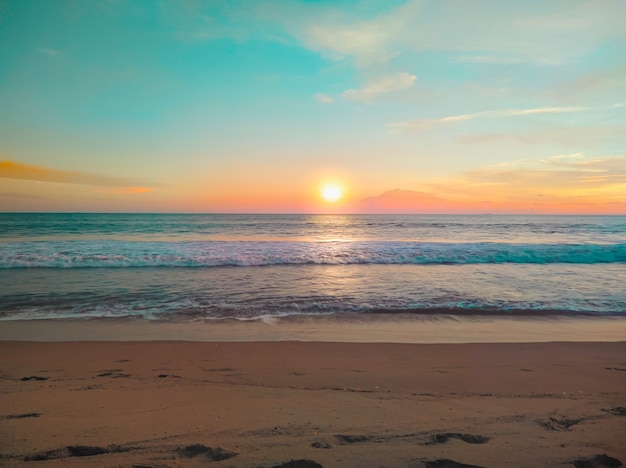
[1, 319, 625, 467]
[4, 0, 626, 463]
[1, 215, 625, 466]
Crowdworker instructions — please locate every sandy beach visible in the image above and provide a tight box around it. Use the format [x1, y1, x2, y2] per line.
[4, 0, 626, 463]
[1, 333, 625, 467]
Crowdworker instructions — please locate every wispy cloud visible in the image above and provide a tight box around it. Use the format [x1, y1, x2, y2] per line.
[343, 72, 416, 102]
[431, 154, 626, 209]
[390, 106, 589, 131]
[462, 154, 626, 187]
[157, 1, 625, 69]
[292, 0, 626, 67]
[0, 160, 153, 192]
[300, 13, 402, 65]
[358, 188, 455, 213]
[360, 154, 626, 213]
[456, 124, 626, 147]
[314, 93, 334, 104]
[541, 152, 585, 163]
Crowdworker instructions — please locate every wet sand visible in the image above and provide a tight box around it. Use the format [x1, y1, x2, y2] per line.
[1, 338, 625, 467]
[1, 314, 626, 343]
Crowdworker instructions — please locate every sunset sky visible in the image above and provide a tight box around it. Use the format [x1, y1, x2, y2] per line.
[1, 0, 625, 213]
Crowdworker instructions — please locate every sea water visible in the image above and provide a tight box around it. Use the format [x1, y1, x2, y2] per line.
[0, 213, 625, 321]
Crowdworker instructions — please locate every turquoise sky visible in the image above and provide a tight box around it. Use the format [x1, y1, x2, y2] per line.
[1, 0, 625, 213]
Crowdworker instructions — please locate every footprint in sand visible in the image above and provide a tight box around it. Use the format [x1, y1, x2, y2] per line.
[423, 460, 486, 468]
[426, 433, 490, 445]
[570, 453, 622, 468]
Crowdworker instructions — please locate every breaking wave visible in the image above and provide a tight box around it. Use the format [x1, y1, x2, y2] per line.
[1, 240, 625, 268]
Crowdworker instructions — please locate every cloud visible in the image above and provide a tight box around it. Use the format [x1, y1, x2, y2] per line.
[359, 154, 626, 214]
[430, 154, 626, 209]
[553, 154, 626, 183]
[463, 155, 626, 187]
[154, 0, 626, 74]
[343, 72, 416, 102]
[390, 106, 589, 131]
[300, 12, 403, 65]
[314, 93, 334, 104]
[359, 188, 455, 213]
[0, 160, 153, 190]
[541, 152, 585, 163]
[291, 0, 626, 67]
[455, 124, 626, 147]
[155, 1, 625, 69]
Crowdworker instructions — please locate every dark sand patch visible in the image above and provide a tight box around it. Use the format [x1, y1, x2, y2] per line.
[130, 465, 171, 468]
[175, 444, 237, 461]
[333, 431, 490, 447]
[20, 376, 48, 381]
[426, 433, 490, 445]
[334, 434, 371, 444]
[131, 465, 171, 468]
[540, 416, 584, 431]
[130, 465, 170, 468]
[72, 384, 104, 391]
[310, 440, 332, 449]
[0, 412, 40, 420]
[330, 386, 374, 393]
[24, 444, 124, 461]
[603, 407, 626, 416]
[271, 460, 323, 468]
[98, 369, 131, 378]
[423, 459, 487, 468]
[570, 453, 622, 468]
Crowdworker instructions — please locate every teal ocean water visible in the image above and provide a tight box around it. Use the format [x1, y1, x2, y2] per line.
[1, 213, 625, 320]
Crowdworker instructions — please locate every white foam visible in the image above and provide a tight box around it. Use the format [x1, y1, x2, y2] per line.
[1, 240, 625, 268]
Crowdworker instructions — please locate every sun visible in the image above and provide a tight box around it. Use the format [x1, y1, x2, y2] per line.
[321, 184, 344, 203]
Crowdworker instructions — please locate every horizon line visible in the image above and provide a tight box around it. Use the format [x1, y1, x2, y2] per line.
[1, 211, 625, 216]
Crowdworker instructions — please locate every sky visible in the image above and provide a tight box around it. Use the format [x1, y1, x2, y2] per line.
[0, 0, 625, 214]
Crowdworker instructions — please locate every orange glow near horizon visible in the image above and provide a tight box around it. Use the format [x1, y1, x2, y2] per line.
[1, 159, 624, 214]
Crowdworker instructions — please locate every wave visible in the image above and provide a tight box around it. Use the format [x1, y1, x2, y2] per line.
[1, 240, 625, 268]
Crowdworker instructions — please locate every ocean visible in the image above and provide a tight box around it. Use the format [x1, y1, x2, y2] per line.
[0, 213, 625, 321]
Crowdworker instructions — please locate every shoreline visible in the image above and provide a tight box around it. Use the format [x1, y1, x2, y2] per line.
[1, 314, 626, 343]
[1, 340, 625, 467]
